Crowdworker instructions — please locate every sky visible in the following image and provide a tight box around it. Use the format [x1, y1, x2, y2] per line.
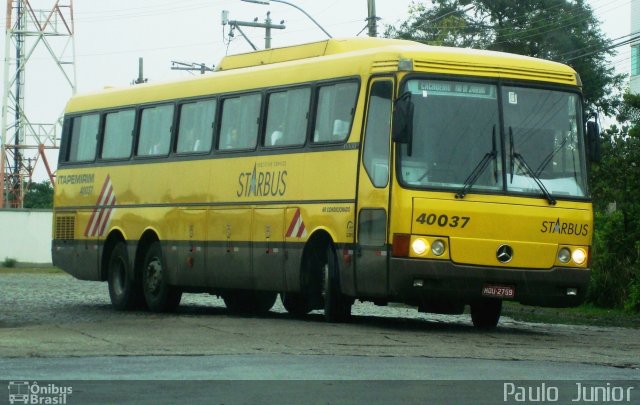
[0, 0, 634, 180]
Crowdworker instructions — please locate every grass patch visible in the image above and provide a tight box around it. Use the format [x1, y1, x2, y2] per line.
[502, 301, 640, 328]
[0, 266, 64, 274]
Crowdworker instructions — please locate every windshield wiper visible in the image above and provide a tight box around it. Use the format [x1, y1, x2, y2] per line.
[534, 136, 568, 177]
[509, 127, 557, 205]
[455, 125, 497, 199]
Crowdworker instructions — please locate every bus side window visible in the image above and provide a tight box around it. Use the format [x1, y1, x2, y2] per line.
[137, 104, 174, 157]
[264, 87, 310, 147]
[313, 82, 358, 144]
[68, 114, 100, 162]
[219, 93, 261, 151]
[363, 81, 392, 187]
[176, 99, 216, 154]
[101, 109, 136, 160]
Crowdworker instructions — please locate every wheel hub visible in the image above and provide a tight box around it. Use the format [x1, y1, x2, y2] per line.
[146, 258, 162, 294]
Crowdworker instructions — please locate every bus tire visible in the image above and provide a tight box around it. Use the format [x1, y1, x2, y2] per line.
[224, 290, 277, 315]
[107, 242, 144, 310]
[142, 241, 182, 312]
[281, 293, 311, 317]
[470, 299, 502, 329]
[322, 245, 352, 323]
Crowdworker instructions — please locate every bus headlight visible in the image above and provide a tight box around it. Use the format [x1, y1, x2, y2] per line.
[557, 247, 571, 263]
[412, 238, 429, 255]
[431, 239, 445, 256]
[572, 248, 587, 265]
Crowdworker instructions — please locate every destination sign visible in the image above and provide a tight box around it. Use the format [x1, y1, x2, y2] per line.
[407, 80, 497, 99]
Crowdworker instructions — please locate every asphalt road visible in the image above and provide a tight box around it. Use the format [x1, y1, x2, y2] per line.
[1, 272, 639, 404]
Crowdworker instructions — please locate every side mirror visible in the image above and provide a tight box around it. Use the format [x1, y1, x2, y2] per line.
[392, 92, 414, 155]
[586, 121, 601, 162]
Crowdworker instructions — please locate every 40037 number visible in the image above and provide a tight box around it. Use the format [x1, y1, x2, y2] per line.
[415, 213, 470, 228]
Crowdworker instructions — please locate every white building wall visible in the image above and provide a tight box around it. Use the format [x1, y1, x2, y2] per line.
[0, 210, 52, 265]
[632, 0, 640, 94]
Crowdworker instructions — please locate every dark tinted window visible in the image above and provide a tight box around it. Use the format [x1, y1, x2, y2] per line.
[68, 114, 99, 162]
[313, 82, 358, 143]
[177, 99, 216, 154]
[265, 88, 310, 147]
[137, 104, 174, 157]
[219, 94, 261, 150]
[101, 109, 135, 160]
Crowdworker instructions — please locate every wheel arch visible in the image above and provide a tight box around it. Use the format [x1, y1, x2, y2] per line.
[100, 229, 126, 281]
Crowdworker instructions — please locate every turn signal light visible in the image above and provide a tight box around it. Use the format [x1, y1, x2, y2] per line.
[392, 234, 411, 257]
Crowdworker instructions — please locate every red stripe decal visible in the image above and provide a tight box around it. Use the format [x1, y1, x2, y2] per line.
[286, 208, 300, 237]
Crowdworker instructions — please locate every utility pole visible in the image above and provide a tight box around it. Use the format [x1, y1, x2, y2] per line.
[132, 57, 147, 84]
[1, 0, 76, 208]
[367, 0, 379, 37]
[223, 10, 285, 49]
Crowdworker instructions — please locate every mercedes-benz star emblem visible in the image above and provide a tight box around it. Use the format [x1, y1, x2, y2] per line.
[496, 244, 514, 263]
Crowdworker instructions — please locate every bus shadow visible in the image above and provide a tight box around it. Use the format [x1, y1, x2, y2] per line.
[172, 302, 549, 336]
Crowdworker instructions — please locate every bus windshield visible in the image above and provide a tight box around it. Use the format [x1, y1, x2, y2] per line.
[397, 79, 588, 199]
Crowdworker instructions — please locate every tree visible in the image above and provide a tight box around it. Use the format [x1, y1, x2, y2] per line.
[385, 0, 625, 116]
[589, 94, 640, 310]
[23, 180, 54, 209]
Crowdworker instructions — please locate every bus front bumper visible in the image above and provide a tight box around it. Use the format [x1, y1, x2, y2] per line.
[389, 258, 590, 308]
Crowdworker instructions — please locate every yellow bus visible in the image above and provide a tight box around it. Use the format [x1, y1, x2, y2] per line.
[52, 37, 597, 329]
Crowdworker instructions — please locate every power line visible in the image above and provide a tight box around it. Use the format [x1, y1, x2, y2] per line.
[558, 31, 639, 59]
[564, 33, 640, 62]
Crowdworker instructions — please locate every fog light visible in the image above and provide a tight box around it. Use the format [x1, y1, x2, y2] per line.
[431, 239, 445, 256]
[413, 279, 424, 287]
[412, 238, 428, 255]
[558, 247, 571, 263]
[567, 288, 578, 296]
[572, 248, 587, 265]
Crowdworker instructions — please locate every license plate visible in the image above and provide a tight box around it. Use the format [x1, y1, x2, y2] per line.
[482, 284, 515, 298]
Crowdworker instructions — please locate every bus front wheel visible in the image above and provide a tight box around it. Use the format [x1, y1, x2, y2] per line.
[142, 241, 182, 312]
[322, 246, 352, 323]
[470, 299, 502, 329]
[107, 241, 144, 310]
[281, 293, 311, 317]
[223, 290, 277, 314]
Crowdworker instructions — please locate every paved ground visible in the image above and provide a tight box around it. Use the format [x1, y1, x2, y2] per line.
[1, 272, 639, 403]
[1, 272, 638, 370]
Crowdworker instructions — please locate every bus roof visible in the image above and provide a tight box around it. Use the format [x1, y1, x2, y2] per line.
[66, 37, 579, 113]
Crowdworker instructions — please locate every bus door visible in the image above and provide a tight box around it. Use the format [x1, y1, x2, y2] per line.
[355, 78, 394, 297]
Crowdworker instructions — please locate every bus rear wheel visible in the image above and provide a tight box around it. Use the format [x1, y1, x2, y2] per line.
[142, 241, 182, 312]
[107, 241, 144, 310]
[223, 290, 277, 315]
[322, 245, 352, 323]
[470, 299, 502, 329]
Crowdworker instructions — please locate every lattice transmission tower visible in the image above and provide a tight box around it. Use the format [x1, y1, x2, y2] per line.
[1, 0, 76, 208]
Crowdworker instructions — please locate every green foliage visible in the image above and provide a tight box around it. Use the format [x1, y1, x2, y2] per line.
[588, 212, 636, 308]
[588, 94, 640, 311]
[625, 249, 640, 312]
[385, 0, 625, 116]
[2, 257, 17, 268]
[23, 180, 54, 209]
